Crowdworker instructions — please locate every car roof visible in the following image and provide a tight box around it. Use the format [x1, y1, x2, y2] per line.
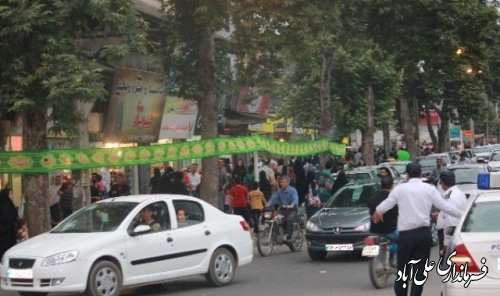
[416, 153, 449, 159]
[474, 190, 500, 203]
[447, 163, 489, 169]
[99, 194, 201, 204]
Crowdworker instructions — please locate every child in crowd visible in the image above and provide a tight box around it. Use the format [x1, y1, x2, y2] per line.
[94, 175, 108, 200]
[248, 181, 266, 234]
[224, 186, 232, 213]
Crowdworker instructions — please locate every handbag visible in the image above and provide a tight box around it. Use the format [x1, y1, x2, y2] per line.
[307, 185, 321, 208]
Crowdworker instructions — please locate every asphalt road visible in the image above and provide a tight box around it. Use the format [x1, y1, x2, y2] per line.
[1, 244, 443, 296]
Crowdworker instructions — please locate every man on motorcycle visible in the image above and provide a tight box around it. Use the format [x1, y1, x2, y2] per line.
[266, 176, 299, 241]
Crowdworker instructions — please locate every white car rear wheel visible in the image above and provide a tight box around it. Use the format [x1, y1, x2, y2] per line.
[205, 248, 236, 287]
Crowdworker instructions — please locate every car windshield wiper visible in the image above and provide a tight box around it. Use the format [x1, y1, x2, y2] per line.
[457, 181, 476, 184]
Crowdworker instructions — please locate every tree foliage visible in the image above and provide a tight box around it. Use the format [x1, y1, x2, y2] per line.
[0, 0, 148, 136]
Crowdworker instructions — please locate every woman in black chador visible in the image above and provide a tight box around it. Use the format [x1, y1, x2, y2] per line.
[0, 188, 18, 258]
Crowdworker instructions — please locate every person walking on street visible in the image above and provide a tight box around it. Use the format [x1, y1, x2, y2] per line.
[434, 170, 467, 257]
[372, 163, 463, 296]
[431, 158, 445, 185]
[248, 181, 266, 234]
[0, 188, 18, 259]
[230, 177, 250, 223]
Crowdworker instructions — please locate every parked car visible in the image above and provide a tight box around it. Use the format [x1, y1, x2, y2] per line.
[487, 151, 500, 170]
[437, 164, 492, 198]
[441, 187, 500, 296]
[0, 195, 253, 295]
[382, 161, 410, 175]
[474, 145, 495, 163]
[416, 153, 452, 176]
[449, 149, 476, 164]
[345, 168, 378, 184]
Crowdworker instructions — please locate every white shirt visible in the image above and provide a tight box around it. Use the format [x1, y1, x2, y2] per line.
[49, 184, 62, 206]
[436, 185, 467, 229]
[376, 178, 463, 232]
[188, 172, 201, 189]
[455, 158, 471, 164]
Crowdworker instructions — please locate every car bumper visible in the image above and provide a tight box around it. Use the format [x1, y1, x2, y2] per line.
[1, 259, 89, 293]
[305, 231, 370, 252]
[442, 277, 500, 296]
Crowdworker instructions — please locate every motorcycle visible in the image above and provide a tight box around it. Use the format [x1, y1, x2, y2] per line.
[256, 206, 304, 257]
[362, 235, 398, 289]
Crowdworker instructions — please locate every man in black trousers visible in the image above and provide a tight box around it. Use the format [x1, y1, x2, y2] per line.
[372, 163, 463, 296]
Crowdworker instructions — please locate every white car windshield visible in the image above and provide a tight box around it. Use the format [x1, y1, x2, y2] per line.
[52, 202, 138, 233]
[490, 153, 500, 161]
[449, 168, 485, 184]
[324, 184, 378, 208]
[462, 201, 500, 232]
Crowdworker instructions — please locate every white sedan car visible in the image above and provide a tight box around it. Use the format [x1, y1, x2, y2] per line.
[1, 195, 253, 296]
[441, 190, 500, 296]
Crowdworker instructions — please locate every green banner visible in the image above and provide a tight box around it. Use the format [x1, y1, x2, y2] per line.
[0, 135, 345, 174]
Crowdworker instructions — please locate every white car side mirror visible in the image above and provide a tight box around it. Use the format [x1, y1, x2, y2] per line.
[132, 225, 151, 236]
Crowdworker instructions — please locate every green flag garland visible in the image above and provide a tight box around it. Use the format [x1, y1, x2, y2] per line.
[0, 135, 345, 174]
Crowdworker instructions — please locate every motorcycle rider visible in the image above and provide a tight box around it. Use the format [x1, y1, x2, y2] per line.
[266, 175, 299, 241]
[368, 175, 398, 265]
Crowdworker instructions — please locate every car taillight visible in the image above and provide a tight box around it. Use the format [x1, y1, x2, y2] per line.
[450, 244, 480, 273]
[239, 221, 250, 232]
[363, 236, 376, 246]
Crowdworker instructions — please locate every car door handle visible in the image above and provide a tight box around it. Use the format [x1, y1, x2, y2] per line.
[167, 237, 173, 243]
[205, 230, 211, 236]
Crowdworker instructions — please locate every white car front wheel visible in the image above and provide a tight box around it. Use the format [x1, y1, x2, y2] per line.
[86, 260, 122, 296]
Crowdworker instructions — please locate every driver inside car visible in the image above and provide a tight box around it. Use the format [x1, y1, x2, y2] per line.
[138, 205, 161, 232]
[266, 176, 299, 242]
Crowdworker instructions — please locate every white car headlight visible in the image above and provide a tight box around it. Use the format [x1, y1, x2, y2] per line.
[354, 222, 370, 232]
[41, 250, 79, 267]
[306, 221, 321, 232]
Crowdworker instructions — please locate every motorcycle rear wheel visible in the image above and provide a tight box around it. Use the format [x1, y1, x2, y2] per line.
[368, 244, 393, 289]
[257, 225, 275, 257]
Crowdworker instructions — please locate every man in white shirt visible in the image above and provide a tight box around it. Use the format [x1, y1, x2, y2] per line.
[187, 163, 201, 198]
[455, 151, 472, 164]
[372, 163, 463, 296]
[435, 170, 467, 257]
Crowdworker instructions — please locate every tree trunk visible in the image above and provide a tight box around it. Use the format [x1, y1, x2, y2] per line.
[435, 106, 450, 153]
[398, 95, 419, 160]
[319, 48, 333, 138]
[383, 124, 391, 153]
[425, 107, 438, 148]
[361, 84, 375, 165]
[318, 48, 334, 167]
[197, 30, 219, 208]
[22, 111, 51, 236]
[71, 101, 93, 211]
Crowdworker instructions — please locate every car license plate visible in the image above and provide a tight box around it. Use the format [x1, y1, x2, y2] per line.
[325, 244, 353, 251]
[7, 269, 33, 279]
[362, 245, 380, 257]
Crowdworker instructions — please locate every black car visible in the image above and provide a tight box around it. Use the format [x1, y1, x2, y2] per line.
[305, 183, 380, 260]
[305, 182, 438, 261]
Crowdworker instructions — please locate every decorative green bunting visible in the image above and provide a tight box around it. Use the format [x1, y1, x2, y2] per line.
[0, 135, 345, 174]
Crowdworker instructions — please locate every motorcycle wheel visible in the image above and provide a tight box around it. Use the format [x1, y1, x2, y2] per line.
[288, 224, 304, 252]
[257, 225, 274, 257]
[368, 244, 392, 289]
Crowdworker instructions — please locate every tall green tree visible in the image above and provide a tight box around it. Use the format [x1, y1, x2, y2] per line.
[160, 0, 232, 207]
[368, 0, 499, 154]
[0, 0, 147, 235]
[233, 0, 399, 164]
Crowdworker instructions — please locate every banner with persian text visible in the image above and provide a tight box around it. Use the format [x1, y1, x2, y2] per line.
[0, 136, 345, 174]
